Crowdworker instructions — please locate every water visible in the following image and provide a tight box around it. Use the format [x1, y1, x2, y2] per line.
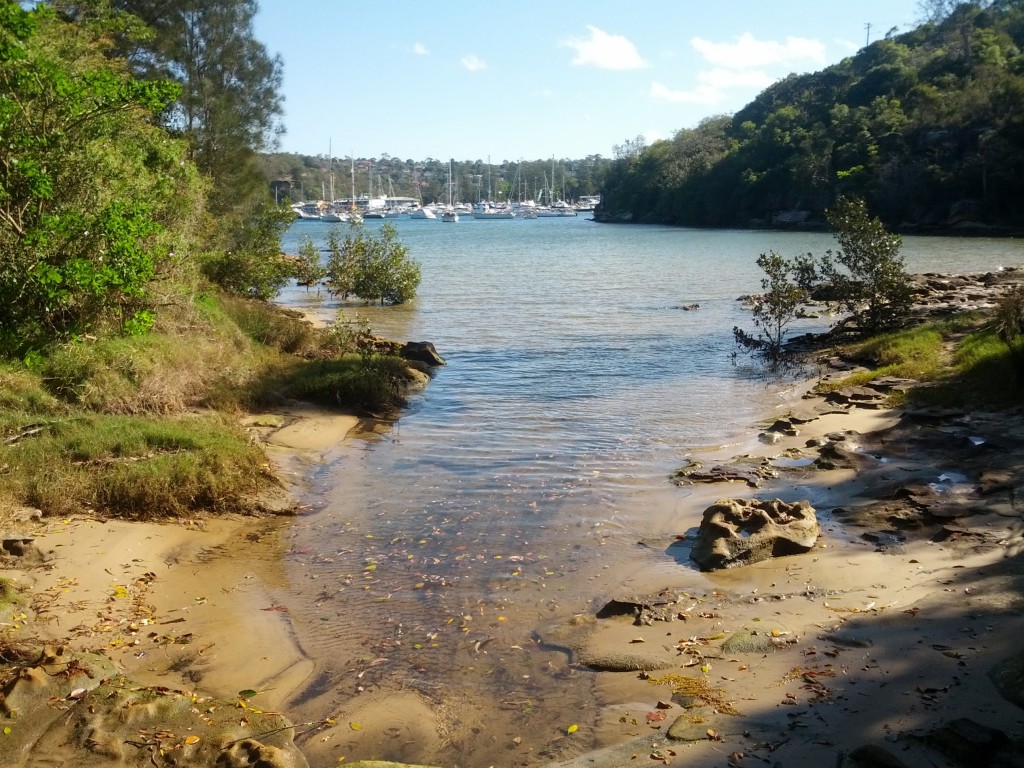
[274, 217, 1024, 766]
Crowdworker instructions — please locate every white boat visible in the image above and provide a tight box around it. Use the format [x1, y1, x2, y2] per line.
[472, 202, 515, 220]
[442, 159, 458, 223]
[536, 200, 578, 217]
[292, 202, 324, 220]
[407, 206, 437, 220]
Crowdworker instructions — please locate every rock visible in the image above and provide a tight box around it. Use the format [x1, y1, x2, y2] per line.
[596, 590, 683, 625]
[926, 718, 1014, 766]
[399, 341, 446, 366]
[979, 470, 1016, 495]
[823, 386, 889, 409]
[721, 627, 793, 654]
[689, 498, 819, 571]
[839, 744, 912, 767]
[989, 650, 1024, 709]
[815, 439, 878, 470]
[0, 534, 47, 565]
[573, 649, 675, 672]
[672, 456, 774, 488]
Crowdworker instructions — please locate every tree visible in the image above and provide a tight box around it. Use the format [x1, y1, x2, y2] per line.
[295, 235, 327, 293]
[103, 0, 284, 217]
[199, 200, 294, 300]
[733, 251, 817, 364]
[0, 1, 203, 356]
[325, 227, 357, 299]
[820, 196, 912, 335]
[329, 222, 420, 306]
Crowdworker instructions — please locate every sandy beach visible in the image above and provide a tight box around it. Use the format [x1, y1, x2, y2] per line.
[5, 303, 1024, 767]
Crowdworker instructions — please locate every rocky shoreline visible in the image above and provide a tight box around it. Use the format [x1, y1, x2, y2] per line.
[3, 269, 1024, 768]
[530, 268, 1024, 768]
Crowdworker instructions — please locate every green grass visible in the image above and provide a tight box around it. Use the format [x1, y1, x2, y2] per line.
[0, 291, 414, 521]
[1, 412, 271, 519]
[817, 314, 1024, 409]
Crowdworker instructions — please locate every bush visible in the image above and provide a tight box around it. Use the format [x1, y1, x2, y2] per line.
[328, 222, 420, 305]
[200, 201, 296, 301]
[820, 197, 911, 335]
[733, 250, 816, 364]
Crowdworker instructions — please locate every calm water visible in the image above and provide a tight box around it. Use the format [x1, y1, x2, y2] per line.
[274, 217, 1024, 766]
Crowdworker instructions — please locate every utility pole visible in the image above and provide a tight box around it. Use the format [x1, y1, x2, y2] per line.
[865, 22, 872, 46]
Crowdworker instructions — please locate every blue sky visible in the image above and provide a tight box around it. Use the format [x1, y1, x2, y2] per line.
[254, 0, 923, 163]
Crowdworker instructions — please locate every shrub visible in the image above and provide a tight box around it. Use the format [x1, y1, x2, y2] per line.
[328, 222, 420, 305]
[820, 197, 911, 335]
[733, 250, 816, 364]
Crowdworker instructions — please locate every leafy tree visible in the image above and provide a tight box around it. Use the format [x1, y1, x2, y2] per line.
[295, 235, 327, 293]
[0, 1, 202, 356]
[733, 251, 817, 364]
[329, 222, 420, 306]
[820, 197, 912, 335]
[325, 227, 357, 299]
[199, 200, 294, 300]
[103, 0, 284, 217]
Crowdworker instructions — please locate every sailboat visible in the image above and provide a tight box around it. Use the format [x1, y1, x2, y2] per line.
[472, 156, 515, 219]
[348, 155, 363, 224]
[320, 140, 349, 222]
[442, 159, 458, 222]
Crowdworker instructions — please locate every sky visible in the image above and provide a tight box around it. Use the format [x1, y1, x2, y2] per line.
[253, 0, 925, 164]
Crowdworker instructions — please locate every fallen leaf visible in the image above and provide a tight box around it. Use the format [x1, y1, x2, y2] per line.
[349, 722, 361, 731]
[566, 724, 578, 734]
[184, 735, 200, 746]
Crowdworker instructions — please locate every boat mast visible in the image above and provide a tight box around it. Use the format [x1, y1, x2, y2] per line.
[328, 139, 334, 201]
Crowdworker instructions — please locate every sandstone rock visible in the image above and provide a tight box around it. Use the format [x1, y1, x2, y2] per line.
[689, 498, 819, 571]
[399, 341, 446, 366]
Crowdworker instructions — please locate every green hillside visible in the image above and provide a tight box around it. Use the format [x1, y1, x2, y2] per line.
[597, 1, 1024, 231]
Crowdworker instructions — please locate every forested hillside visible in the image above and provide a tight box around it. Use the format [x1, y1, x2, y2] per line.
[597, 1, 1024, 231]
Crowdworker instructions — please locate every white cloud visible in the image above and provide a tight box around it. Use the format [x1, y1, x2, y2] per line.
[560, 25, 648, 70]
[412, 42, 429, 56]
[461, 54, 487, 72]
[650, 33, 825, 109]
[834, 37, 860, 54]
[651, 68, 774, 105]
[690, 33, 826, 70]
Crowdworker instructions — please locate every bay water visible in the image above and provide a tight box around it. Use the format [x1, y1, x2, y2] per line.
[273, 217, 1024, 765]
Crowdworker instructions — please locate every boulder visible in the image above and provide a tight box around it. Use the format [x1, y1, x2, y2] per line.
[689, 498, 819, 571]
[399, 341, 446, 367]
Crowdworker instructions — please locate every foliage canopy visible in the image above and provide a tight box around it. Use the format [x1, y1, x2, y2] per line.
[598, 1, 1024, 230]
[0, 1, 203, 356]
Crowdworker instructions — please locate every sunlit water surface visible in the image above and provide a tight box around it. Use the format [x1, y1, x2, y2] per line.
[272, 217, 1024, 766]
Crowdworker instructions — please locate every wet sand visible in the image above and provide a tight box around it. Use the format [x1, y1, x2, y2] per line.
[7, 315, 1024, 766]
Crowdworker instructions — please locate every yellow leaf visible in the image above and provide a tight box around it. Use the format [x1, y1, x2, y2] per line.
[184, 735, 200, 745]
[112, 585, 129, 599]
[3, 726, 10, 735]
[349, 722, 361, 731]
[566, 724, 578, 734]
